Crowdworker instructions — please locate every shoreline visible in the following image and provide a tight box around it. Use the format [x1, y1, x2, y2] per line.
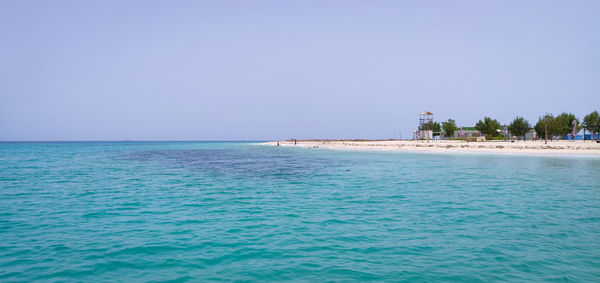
[263, 140, 600, 157]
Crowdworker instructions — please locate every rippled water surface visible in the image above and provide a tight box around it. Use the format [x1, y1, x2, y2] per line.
[1, 142, 600, 282]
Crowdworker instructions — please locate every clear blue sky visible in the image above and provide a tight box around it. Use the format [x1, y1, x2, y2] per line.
[1, 1, 598, 141]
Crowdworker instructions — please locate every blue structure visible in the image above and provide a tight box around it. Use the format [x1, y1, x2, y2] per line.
[564, 134, 599, 140]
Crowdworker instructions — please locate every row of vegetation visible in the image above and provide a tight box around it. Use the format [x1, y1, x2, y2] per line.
[420, 111, 600, 140]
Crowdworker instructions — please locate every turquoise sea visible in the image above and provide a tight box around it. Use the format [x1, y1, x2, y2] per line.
[1, 141, 599, 282]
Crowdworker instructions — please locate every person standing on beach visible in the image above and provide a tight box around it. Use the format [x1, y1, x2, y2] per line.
[294, 139, 297, 145]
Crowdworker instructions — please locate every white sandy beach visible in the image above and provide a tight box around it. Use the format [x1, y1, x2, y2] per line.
[264, 140, 600, 156]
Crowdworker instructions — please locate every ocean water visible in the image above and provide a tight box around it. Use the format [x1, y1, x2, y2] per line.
[1, 142, 599, 282]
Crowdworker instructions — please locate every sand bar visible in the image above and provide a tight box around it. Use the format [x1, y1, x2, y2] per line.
[263, 140, 600, 157]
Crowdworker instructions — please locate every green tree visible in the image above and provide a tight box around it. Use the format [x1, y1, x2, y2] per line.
[432, 122, 441, 137]
[534, 117, 546, 140]
[583, 110, 600, 139]
[508, 117, 531, 141]
[534, 114, 561, 141]
[442, 119, 457, 138]
[475, 117, 501, 138]
[555, 112, 580, 137]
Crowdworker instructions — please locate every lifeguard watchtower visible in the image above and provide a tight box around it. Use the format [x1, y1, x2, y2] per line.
[419, 111, 433, 128]
[417, 111, 434, 140]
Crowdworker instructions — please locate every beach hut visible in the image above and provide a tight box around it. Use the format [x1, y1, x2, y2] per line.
[525, 129, 537, 140]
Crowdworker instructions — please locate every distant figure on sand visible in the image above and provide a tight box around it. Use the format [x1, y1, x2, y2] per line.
[294, 139, 297, 145]
[277, 141, 279, 146]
